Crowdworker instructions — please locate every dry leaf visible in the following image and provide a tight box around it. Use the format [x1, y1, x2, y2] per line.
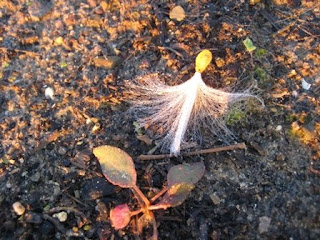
[93, 57, 122, 69]
[136, 134, 153, 145]
[169, 6, 185, 22]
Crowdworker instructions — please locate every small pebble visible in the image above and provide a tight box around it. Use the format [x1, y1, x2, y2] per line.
[301, 79, 311, 90]
[276, 153, 285, 161]
[45, 87, 55, 100]
[53, 211, 68, 222]
[275, 125, 282, 132]
[53, 183, 61, 196]
[58, 146, 67, 155]
[209, 193, 221, 205]
[31, 172, 41, 182]
[54, 37, 64, 46]
[12, 202, 25, 215]
[258, 216, 271, 234]
[215, 57, 225, 68]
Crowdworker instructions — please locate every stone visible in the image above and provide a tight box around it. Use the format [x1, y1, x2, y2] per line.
[12, 202, 25, 215]
[258, 216, 271, 234]
[209, 193, 221, 205]
[53, 211, 68, 222]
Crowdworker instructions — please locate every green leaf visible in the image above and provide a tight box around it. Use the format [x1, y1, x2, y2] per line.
[93, 145, 137, 188]
[133, 121, 143, 135]
[243, 37, 256, 52]
[167, 162, 205, 187]
[154, 183, 195, 208]
[60, 62, 68, 68]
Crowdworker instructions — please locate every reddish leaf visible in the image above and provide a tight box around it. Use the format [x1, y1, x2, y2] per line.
[154, 183, 195, 209]
[93, 145, 137, 188]
[110, 204, 132, 230]
[167, 162, 205, 187]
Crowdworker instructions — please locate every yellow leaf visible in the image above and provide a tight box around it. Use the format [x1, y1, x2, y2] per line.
[195, 49, 212, 73]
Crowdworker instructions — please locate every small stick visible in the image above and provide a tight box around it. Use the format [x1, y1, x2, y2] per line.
[42, 213, 66, 233]
[64, 192, 89, 208]
[310, 166, 320, 175]
[46, 206, 88, 220]
[138, 142, 246, 161]
[0, 47, 40, 57]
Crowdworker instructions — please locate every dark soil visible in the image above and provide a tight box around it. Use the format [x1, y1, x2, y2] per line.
[0, 0, 319, 239]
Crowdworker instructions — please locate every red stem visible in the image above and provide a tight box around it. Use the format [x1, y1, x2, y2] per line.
[130, 209, 143, 217]
[150, 187, 168, 203]
[148, 210, 158, 240]
[148, 204, 169, 211]
[131, 185, 150, 207]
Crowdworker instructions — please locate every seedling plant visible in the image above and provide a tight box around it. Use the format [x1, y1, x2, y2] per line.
[93, 145, 205, 239]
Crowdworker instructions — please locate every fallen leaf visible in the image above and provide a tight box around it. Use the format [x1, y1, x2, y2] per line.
[93, 56, 122, 69]
[169, 6, 185, 22]
[54, 37, 64, 46]
[243, 37, 256, 52]
[195, 49, 212, 73]
[136, 134, 153, 145]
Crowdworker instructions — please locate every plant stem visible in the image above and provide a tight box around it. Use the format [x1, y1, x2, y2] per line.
[138, 142, 246, 160]
[148, 204, 169, 211]
[149, 210, 158, 240]
[150, 187, 168, 203]
[131, 185, 150, 207]
[131, 209, 143, 216]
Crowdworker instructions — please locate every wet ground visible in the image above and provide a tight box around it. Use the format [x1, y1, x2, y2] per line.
[0, 0, 319, 239]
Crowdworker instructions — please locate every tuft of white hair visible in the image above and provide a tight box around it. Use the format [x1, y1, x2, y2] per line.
[128, 72, 263, 156]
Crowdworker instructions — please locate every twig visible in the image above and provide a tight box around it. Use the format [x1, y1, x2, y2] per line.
[310, 163, 320, 176]
[64, 192, 90, 208]
[0, 47, 39, 57]
[42, 213, 66, 233]
[157, 46, 184, 59]
[138, 142, 246, 161]
[259, 10, 280, 30]
[46, 206, 89, 224]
